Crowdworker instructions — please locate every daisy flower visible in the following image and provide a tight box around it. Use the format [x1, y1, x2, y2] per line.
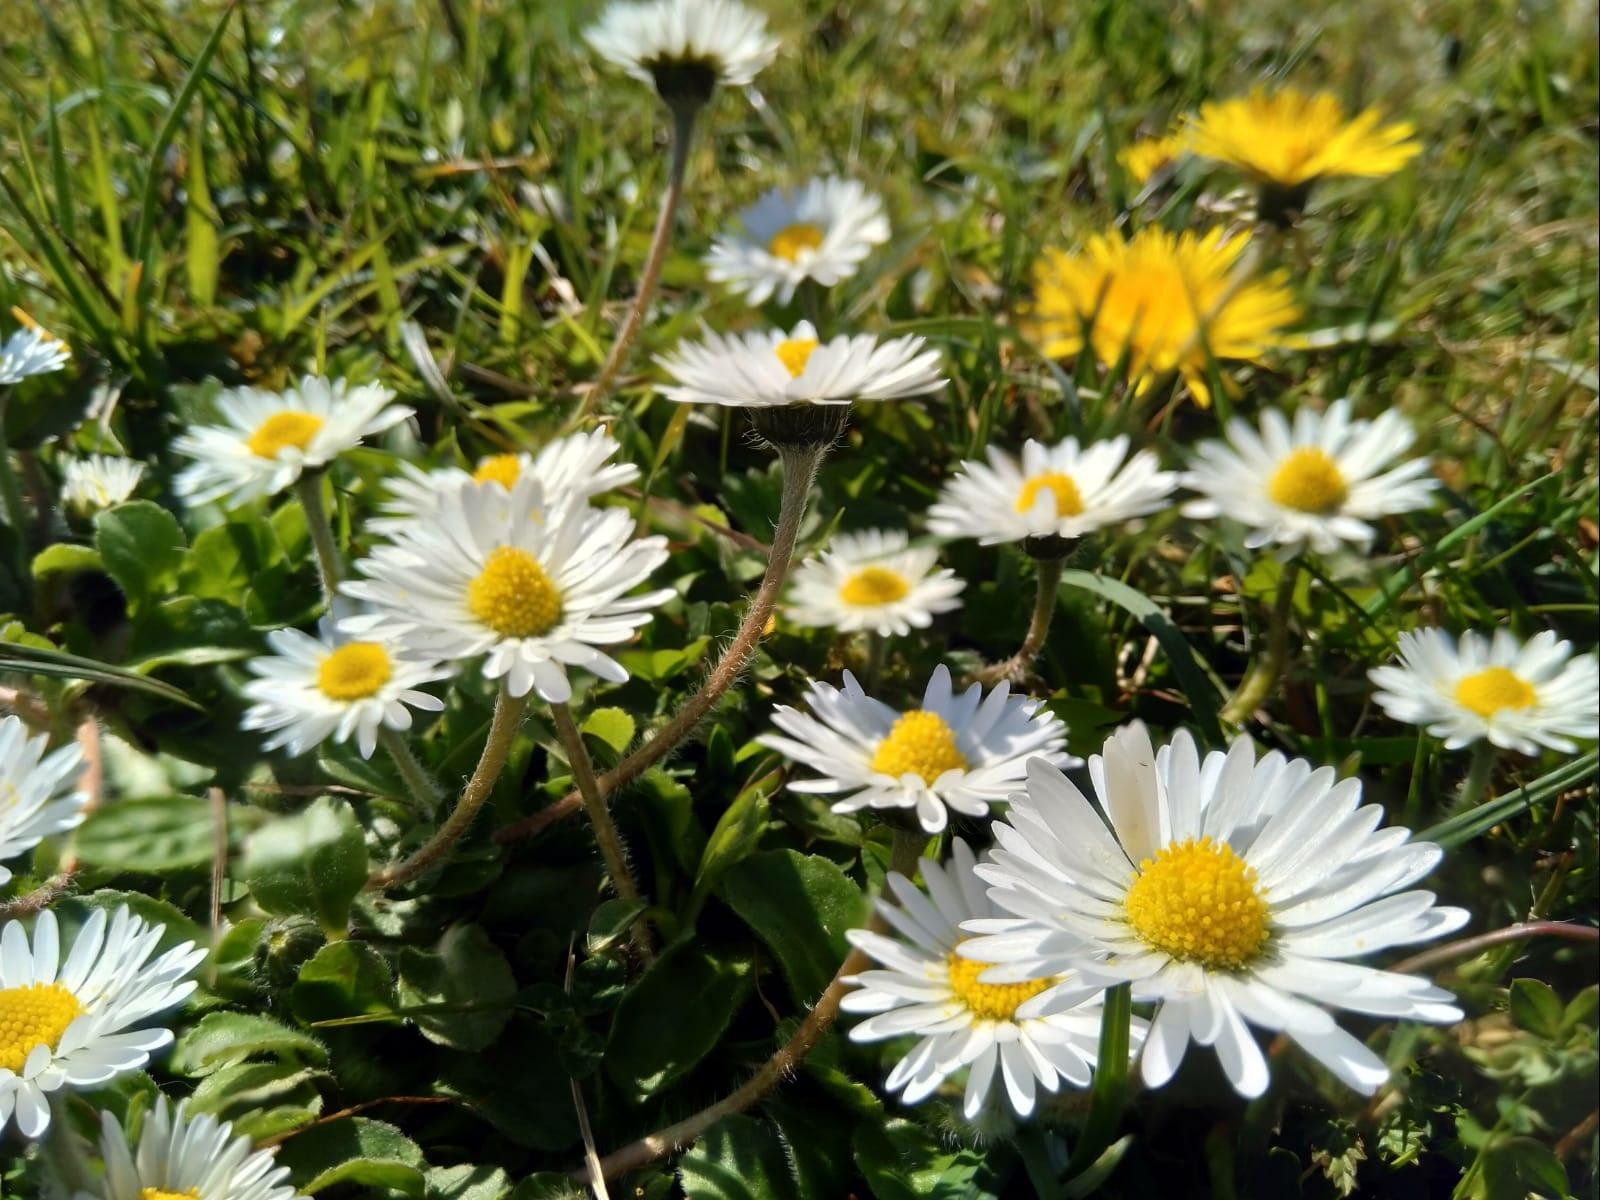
[342, 474, 673, 703]
[1370, 628, 1600, 755]
[172, 375, 412, 508]
[1182, 398, 1436, 557]
[966, 723, 1469, 1099]
[705, 177, 891, 304]
[0, 715, 88, 889]
[1119, 133, 1187, 185]
[0, 905, 205, 1137]
[88, 1098, 306, 1200]
[60, 455, 146, 514]
[1024, 227, 1299, 407]
[842, 839, 1144, 1119]
[0, 319, 70, 386]
[241, 625, 450, 759]
[927, 435, 1177, 546]
[787, 529, 964, 637]
[586, 0, 779, 104]
[758, 664, 1070, 834]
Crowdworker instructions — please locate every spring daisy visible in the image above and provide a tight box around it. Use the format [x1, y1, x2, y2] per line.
[60, 455, 146, 514]
[759, 664, 1070, 834]
[927, 436, 1177, 546]
[842, 839, 1143, 1119]
[172, 375, 412, 508]
[787, 529, 964, 637]
[705, 177, 891, 304]
[1025, 227, 1299, 406]
[1120, 133, 1187, 185]
[0, 317, 70, 386]
[966, 724, 1469, 1099]
[586, 0, 779, 104]
[87, 1099, 306, 1200]
[241, 625, 450, 759]
[1370, 629, 1600, 756]
[0, 905, 204, 1137]
[0, 715, 88, 889]
[342, 474, 673, 703]
[1182, 398, 1436, 557]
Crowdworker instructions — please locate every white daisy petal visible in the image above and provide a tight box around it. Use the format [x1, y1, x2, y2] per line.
[707, 177, 890, 304]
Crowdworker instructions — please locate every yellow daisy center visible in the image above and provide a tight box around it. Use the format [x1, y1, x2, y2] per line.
[1454, 667, 1537, 718]
[139, 1190, 200, 1200]
[768, 222, 826, 262]
[946, 946, 1053, 1022]
[472, 454, 522, 488]
[246, 411, 324, 459]
[1268, 448, 1348, 514]
[1015, 471, 1085, 517]
[1124, 837, 1270, 971]
[467, 546, 561, 638]
[317, 642, 393, 701]
[0, 982, 84, 1074]
[838, 566, 911, 607]
[870, 710, 968, 783]
[775, 338, 820, 378]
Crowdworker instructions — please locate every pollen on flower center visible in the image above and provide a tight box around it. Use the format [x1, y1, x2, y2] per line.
[0, 981, 84, 1074]
[1015, 471, 1085, 517]
[870, 710, 968, 783]
[946, 946, 1052, 1022]
[473, 454, 522, 488]
[317, 642, 393, 701]
[1268, 448, 1349, 513]
[1124, 836, 1270, 970]
[839, 566, 911, 607]
[246, 410, 325, 459]
[467, 546, 561, 638]
[139, 1189, 200, 1200]
[1454, 667, 1537, 718]
[768, 222, 826, 262]
[775, 337, 820, 378]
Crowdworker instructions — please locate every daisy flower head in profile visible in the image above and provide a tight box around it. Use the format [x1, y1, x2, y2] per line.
[842, 838, 1144, 1120]
[927, 435, 1177, 548]
[172, 375, 411, 509]
[0, 715, 88, 889]
[88, 1098, 306, 1200]
[787, 529, 964, 637]
[1024, 227, 1299, 407]
[966, 723, 1469, 1099]
[1370, 629, 1600, 756]
[1182, 398, 1436, 558]
[60, 454, 146, 515]
[586, 0, 778, 108]
[705, 176, 891, 304]
[0, 905, 205, 1137]
[0, 313, 70, 386]
[758, 664, 1070, 834]
[342, 473, 673, 703]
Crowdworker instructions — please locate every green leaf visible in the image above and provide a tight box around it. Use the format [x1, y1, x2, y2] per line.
[397, 924, 516, 1051]
[31, 542, 102, 578]
[93, 500, 186, 608]
[0, 640, 200, 708]
[427, 1165, 512, 1200]
[186, 1061, 325, 1139]
[291, 940, 396, 1023]
[691, 785, 770, 911]
[586, 897, 648, 957]
[605, 942, 754, 1100]
[1421, 752, 1599, 848]
[721, 849, 866, 1002]
[678, 1114, 800, 1200]
[582, 706, 636, 755]
[75, 794, 218, 873]
[273, 1117, 426, 1196]
[853, 1118, 1001, 1200]
[436, 1024, 579, 1152]
[1508, 978, 1564, 1039]
[241, 797, 368, 935]
[170, 1011, 329, 1077]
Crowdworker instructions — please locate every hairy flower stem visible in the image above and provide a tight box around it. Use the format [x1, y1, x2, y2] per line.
[551, 701, 655, 962]
[494, 442, 826, 845]
[367, 684, 529, 890]
[1221, 559, 1300, 725]
[41, 1094, 96, 1192]
[294, 471, 344, 598]
[975, 555, 1065, 685]
[1453, 738, 1496, 814]
[579, 829, 925, 1183]
[379, 725, 441, 813]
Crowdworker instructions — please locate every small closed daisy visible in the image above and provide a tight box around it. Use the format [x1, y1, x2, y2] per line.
[927, 435, 1177, 546]
[241, 625, 450, 759]
[842, 839, 1142, 1119]
[60, 454, 145, 514]
[343, 474, 673, 703]
[1025, 227, 1298, 407]
[0, 905, 205, 1137]
[0, 316, 70, 386]
[705, 177, 891, 304]
[759, 664, 1070, 834]
[172, 375, 412, 508]
[0, 715, 88, 889]
[1370, 629, 1600, 756]
[787, 529, 964, 637]
[1182, 398, 1436, 557]
[586, 0, 778, 105]
[966, 724, 1468, 1099]
[88, 1099, 306, 1200]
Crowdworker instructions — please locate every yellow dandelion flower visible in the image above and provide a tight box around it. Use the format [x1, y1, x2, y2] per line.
[1119, 133, 1186, 185]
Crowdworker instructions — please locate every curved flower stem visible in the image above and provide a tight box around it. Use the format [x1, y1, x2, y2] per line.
[494, 442, 826, 845]
[574, 99, 701, 425]
[379, 725, 441, 814]
[367, 684, 529, 890]
[0, 870, 76, 920]
[1385, 920, 1598, 976]
[577, 827, 925, 1183]
[1220, 558, 1300, 726]
[294, 470, 343, 598]
[975, 556, 1064, 686]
